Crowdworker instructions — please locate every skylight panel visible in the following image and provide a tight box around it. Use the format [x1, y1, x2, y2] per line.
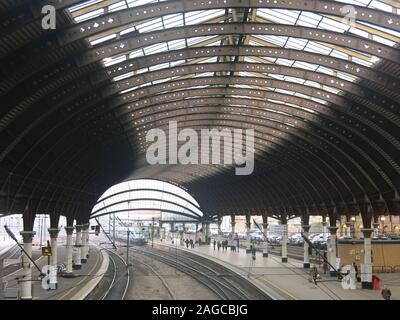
[90, 33, 116, 46]
[129, 49, 144, 59]
[121, 86, 138, 94]
[293, 92, 309, 99]
[372, 35, 396, 47]
[168, 39, 186, 50]
[187, 36, 217, 46]
[126, 0, 159, 8]
[103, 55, 127, 67]
[336, 72, 358, 82]
[283, 75, 305, 85]
[285, 37, 308, 50]
[149, 62, 170, 71]
[316, 66, 335, 76]
[324, 86, 342, 94]
[197, 56, 218, 63]
[185, 10, 225, 25]
[113, 72, 134, 82]
[351, 56, 374, 67]
[293, 61, 318, 71]
[260, 56, 277, 63]
[319, 17, 349, 33]
[244, 57, 260, 63]
[304, 80, 320, 88]
[268, 74, 285, 80]
[153, 78, 172, 84]
[163, 13, 184, 29]
[109, 1, 128, 12]
[348, 27, 369, 38]
[358, 22, 400, 38]
[304, 41, 332, 55]
[193, 72, 214, 78]
[275, 58, 294, 67]
[143, 42, 168, 55]
[275, 88, 295, 95]
[297, 11, 322, 28]
[170, 60, 185, 67]
[311, 97, 328, 105]
[369, 0, 393, 13]
[248, 39, 263, 47]
[135, 68, 148, 74]
[257, 9, 299, 25]
[136, 18, 163, 33]
[254, 35, 287, 47]
[74, 8, 104, 23]
[69, 0, 103, 13]
[330, 49, 349, 60]
[120, 26, 137, 36]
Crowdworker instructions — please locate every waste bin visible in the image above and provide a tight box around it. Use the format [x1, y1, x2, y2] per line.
[372, 275, 381, 291]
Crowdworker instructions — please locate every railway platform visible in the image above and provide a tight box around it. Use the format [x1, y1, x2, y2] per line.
[1, 243, 107, 300]
[158, 239, 399, 300]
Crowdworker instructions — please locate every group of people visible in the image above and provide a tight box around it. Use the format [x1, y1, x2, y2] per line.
[213, 239, 230, 251]
[185, 238, 195, 248]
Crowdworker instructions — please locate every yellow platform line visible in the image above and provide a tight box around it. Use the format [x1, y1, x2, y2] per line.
[57, 251, 100, 300]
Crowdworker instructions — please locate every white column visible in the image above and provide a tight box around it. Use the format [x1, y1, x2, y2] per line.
[303, 225, 310, 268]
[373, 222, 380, 238]
[86, 224, 90, 258]
[361, 229, 373, 289]
[262, 223, 269, 257]
[19, 231, 35, 300]
[64, 226, 74, 275]
[73, 225, 82, 270]
[81, 224, 88, 263]
[245, 222, 251, 252]
[281, 224, 288, 262]
[205, 222, 210, 243]
[217, 220, 222, 241]
[231, 221, 236, 238]
[329, 226, 338, 276]
[48, 228, 60, 289]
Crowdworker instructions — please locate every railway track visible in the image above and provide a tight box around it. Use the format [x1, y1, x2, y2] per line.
[129, 245, 272, 300]
[0, 245, 20, 260]
[100, 247, 130, 300]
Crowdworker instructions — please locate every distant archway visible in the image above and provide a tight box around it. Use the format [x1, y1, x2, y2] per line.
[91, 179, 203, 222]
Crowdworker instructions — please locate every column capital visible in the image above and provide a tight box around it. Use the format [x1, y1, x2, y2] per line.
[82, 223, 90, 230]
[302, 225, 311, 232]
[328, 226, 338, 235]
[245, 222, 251, 228]
[20, 231, 35, 243]
[75, 225, 83, 232]
[362, 228, 374, 238]
[231, 221, 236, 226]
[65, 226, 74, 235]
[48, 228, 60, 238]
[372, 222, 380, 228]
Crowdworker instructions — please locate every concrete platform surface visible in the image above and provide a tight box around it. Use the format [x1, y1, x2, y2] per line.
[2, 243, 104, 300]
[159, 239, 399, 300]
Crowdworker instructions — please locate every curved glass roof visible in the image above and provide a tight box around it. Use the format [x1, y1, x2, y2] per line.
[91, 179, 203, 220]
[64, 0, 400, 158]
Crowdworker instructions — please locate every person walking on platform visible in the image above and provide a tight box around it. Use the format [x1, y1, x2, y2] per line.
[381, 285, 392, 300]
[190, 239, 194, 248]
[213, 239, 216, 251]
[185, 238, 189, 248]
[217, 240, 221, 251]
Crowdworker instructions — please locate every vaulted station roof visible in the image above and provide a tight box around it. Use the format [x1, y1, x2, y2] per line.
[0, 0, 399, 227]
